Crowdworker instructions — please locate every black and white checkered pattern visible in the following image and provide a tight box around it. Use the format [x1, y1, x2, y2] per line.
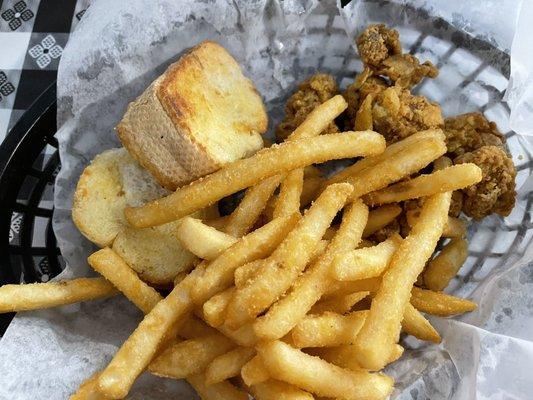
[0, 0, 91, 141]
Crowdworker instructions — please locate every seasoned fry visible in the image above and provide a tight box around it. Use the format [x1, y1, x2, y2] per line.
[88, 248, 162, 314]
[411, 287, 477, 316]
[179, 316, 218, 339]
[177, 217, 237, 260]
[249, 379, 314, 400]
[224, 175, 283, 237]
[187, 373, 248, 400]
[257, 341, 393, 400]
[424, 238, 468, 291]
[241, 355, 270, 386]
[365, 164, 482, 206]
[301, 176, 325, 206]
[291, 310, 367, 348]
[325, 129, 445, 186]
[312, 344, 404, 371]
[205, 346, 255, 385]
[191, 214, 299, 303]
[234, 259, 267, 288]
[251, 201, 367, 340]
[343, 134, 447, 201]
[205, 216, 228, 231]
[216, 321, 258, 347]
[406, 210, 466, 238]
[226, 183, 354, 329]
[125, 131, 384, 228]
[332, 234, 402, 281]
[0, 278, 117, 313]
[353, 192, 451, 370]
[309, 291, 369, 315]
[362, 204, 402, 238]
[323, 277, 381, 298]
[402, 303, 441, 343]
[273, 168, 304, 218]
[203, 287, 235, 327]
[70, 373, 106, 400]
[148, 333, 235, 379]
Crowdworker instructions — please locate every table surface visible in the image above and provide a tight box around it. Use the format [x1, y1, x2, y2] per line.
[0, 0, 91, 142]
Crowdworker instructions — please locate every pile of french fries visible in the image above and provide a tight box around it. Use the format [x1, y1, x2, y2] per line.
[0, 95, 482, 399]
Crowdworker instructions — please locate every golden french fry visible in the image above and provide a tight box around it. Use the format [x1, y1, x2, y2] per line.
[179, 316, 218, 339]
[234, 259, 268, 288]
[424, 238, 468, 291]
[70, 373, 106, 400]
[224, 175, 283, 237]
[226, 183, 354, 329]
[309, 291, 369, 315]
[205, 346, 255, 385]
[125, 131, 384, 228]
[148, 333, 234, 379]
[312, 344, 404, 372]
[411, 287, 477, 316]
[203, 287, 235, 327]
[216, 321, 258, 347]
[402, 303, 441, 343]
[322, 277, 381, 298]
[249, 379, 314, 400]
[362, 204, 402, 238]
[406, 210, 466, 238]
[187, 373, 248, 400]
[354, 93, 374, 131]
[291, 310, 367, 348]
[88, 248, 162, 314]
[365, 164, 482, 206]
[332, 234, 402, 281]
[205, 216, 228, 231]
[273, 168, 304, 218]
[257, 341, 393, 400]
[0, 278, 117, 314]
[241, 355, 270, 386]
[191, 214, 299, 304]
[253, 201, 368, 340]
[177, 217, 237, 260]
[353, 192, 451, 370]
[325, 129, 445, 186]
[301, 176, 325, 207]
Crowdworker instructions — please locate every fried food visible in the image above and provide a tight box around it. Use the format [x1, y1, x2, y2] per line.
[356, 24, 402, 69]
[378, 54, 438, 88]
[455, 145, 516, 219]
[276, 74, 340, 141]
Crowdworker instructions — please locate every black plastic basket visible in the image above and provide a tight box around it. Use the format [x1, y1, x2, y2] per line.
[0, 83, 63, 334]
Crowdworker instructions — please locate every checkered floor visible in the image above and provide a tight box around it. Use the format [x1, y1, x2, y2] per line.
[0, 0, 91, 141]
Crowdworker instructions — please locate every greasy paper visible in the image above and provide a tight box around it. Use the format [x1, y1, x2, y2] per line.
[0, 0, 532, 398]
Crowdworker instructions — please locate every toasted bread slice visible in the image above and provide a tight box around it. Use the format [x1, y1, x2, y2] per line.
[117, 41, 268, 190]
[72, 148, 216, 285]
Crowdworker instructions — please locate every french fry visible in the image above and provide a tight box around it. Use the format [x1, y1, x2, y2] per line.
[234, 259, 267, 288]
[203, 287, 235, 327]
[191, 214, 299, 303]
[257, 341, 393, 400]
[354, 93, 374, 131]
[410, 287, 477, 316]
[322, 277, 381, 298]
[331, 234, 402, 281]
[291, 310, 367, 348]
[249, 379, 314, 400]
[125, 131, 384, 228]
[365, 164, 482, 206]
[312, 344, 404, 371]
[301, 176, 325, 207]
[424, 238, 468, 291]
[179, 316, 218, 339]
[362, 204, 402, 238]
[0, 278, 117, 313]
[88, 248, 162, 314]
[273, 168, 304, 218]
[226, 183, 354, 329]
[205, 346, 255, 385]
[253, 200, 368, 340]
[406, 210, 466, 238]
[216, 321, 258, 347]
[187, 373, 248, 400]
[309, 291, 369, 315]
[325, 129, 445, 186]
[241, 355, 270, 386]
[177, 217, 237, 260]
[224, 175, 283, 237]
[353, 192, 451, 370]
[433, 156, 452, 170]
[205, 216, 228, 231]
[70, 373, 106, 400]
[148, 333, 235, 379]
[401, 303, 441, 343]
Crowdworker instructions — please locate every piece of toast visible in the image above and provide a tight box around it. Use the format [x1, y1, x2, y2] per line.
[117, 41, 268, 190]
[72, 148, 217, 285]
